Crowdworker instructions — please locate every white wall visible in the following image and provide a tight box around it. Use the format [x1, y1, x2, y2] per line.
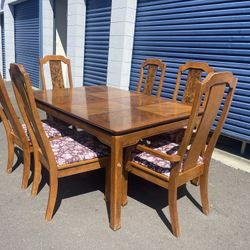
[41, 0, 54, 89]
[107, 0, 137, 90]
[67, 0, 85, 87]
[0, 13, 3, 75]
[2, 0, 15, 81]
[0, 0, 138, 89]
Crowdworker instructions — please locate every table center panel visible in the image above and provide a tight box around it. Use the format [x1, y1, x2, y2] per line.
[34, 86, 192, 134]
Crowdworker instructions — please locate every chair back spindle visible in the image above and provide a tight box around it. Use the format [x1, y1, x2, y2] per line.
[176, 72, 237, 175]
[0, 73, 27, 142]
[173, 61, 214, 106]
[9, 63, 57, 171]
[137, 58, 166, 97]
[40, 55, 73, 90]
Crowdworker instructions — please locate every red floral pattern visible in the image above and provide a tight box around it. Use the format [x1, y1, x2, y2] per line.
[50, 133, 109, 166]
[21, 120, 64, 141]
[132, 138, 203, 176]
[142, 128, 185, 145]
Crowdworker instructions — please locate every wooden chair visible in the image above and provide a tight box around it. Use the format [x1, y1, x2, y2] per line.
[40, 55, 77, 128]
[173, 61, 214, 105]
[9, 63, 110, 221]
[122, 71, 237, 237]
[172, 61, 215, 186]
[0, 73, 68, 190]
[0, 73, 32, 189]
[40, 55, 73, 90]
[136, 58, 166, 97]
[141, 62, 214, 153]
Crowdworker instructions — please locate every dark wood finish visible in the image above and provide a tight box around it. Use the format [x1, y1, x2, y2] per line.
[0, 73, 34, 189]
[33, 82, 201, 231]
[123, 71, 237, 237]
[137, 58, 166, 97]
[173, 61, 214, 105]
[9, 64, 109, 221]
[40, 55, 73, 90]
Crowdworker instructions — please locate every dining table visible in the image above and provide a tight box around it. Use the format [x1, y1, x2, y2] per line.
[34, 85, 194, 231]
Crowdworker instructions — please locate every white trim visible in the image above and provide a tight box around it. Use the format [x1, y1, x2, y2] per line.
[212, 148, 250, 173]
[107, 0, 137, 89]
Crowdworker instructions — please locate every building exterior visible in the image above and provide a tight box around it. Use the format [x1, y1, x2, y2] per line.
[0, 0, 249, 149]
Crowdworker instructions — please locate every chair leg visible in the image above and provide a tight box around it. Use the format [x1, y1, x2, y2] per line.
[21, 148, 31, 189]
[191, 177, 200, 186]
[105, 165, 110, 202]
[121, 168, 128, 206]
[200, 174, 209, 215]
[121, 146, 134, 206]
[31, 150, 42, 197]
[45, 175, 58, 221]
[0, 110, 14, 173]
[168, 187, 180, 237]
[6, 137, 14, 173]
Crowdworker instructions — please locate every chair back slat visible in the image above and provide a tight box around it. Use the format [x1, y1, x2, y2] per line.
[49, 60, 65, 89]
[40, 55, 73, 90]
[137, 58, 166, 97]
[182, 69, 203, 105]
[177, 72, 237, 173]
[0, 73, 27, 142]
[9, 63, 57, 170]
[173, 61, 214, 106]
[143, 64, 158, 96]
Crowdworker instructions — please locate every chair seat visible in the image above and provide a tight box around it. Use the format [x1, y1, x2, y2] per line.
[132, 138, 203, 176]
[50, 133, 109, 167]
[142, 128, 185, 145]
[21, 120, 68, 141]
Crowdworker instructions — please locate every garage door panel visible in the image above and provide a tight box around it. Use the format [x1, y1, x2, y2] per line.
[14, 0, 40, 88]
[130, 0, 250, 142]
[83, 0, 111, 86]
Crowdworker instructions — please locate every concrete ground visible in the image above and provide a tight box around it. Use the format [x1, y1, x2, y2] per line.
[0, 82, 250, 249]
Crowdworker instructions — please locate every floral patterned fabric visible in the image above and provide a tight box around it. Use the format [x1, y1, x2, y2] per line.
[21, 120, 64, 141]
[20, 119, 77, 142]
[132, 138, 203, 176]
[50, 133, 109, 166]
[142, 128, 185, 145]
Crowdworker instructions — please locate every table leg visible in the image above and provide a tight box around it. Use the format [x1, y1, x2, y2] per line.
[109, 137, 123, 230]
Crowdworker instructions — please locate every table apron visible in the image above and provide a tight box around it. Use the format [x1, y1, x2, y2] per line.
[37, 101, 189, 148]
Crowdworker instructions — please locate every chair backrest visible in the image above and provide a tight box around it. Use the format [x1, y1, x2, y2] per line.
[0, 73, 28, 144]
[174, 71, 237, 177]
[9, 63, 57, 171]
[40, 55, 73, 90]
[136, 58, 166, 97]
[173, 62, 214, 105]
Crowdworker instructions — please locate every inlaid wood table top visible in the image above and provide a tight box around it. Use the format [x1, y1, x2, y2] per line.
[34, 86, 193, 135]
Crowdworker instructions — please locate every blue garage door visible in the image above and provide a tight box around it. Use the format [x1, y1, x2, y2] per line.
[83, 0, 111, 86]
[14, 0, 40, 88]
[130, 0, 250, 143]
[1, 15, 6, 79]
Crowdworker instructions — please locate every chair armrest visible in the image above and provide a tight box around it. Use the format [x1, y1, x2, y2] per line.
[136, 144, 181, 163]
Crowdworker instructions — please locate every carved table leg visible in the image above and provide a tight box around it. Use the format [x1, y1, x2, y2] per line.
[109, 137, 123, 231]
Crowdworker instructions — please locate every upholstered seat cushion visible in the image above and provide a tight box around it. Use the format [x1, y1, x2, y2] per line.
[50, 133, 109, 166]
[21, 120, 65, 141]
[132, 138, 203, 176]
[142, 128, 185, 145]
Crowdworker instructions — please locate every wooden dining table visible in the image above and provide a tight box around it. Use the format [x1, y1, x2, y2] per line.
[34, 85, 193, 231]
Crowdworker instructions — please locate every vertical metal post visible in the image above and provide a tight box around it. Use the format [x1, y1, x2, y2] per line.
[240, 141, 247, 155]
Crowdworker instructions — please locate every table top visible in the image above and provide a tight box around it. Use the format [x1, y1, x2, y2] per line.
[34, 86, 193, 135]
